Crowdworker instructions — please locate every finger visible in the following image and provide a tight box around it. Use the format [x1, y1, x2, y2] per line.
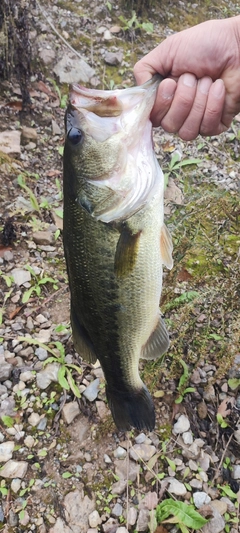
[134, 59, 157, 85]
[160, 73, 197, 133]
[151, 78, 177, 126]
[177, 77, 212, 140]
[200, 79, 226, 136]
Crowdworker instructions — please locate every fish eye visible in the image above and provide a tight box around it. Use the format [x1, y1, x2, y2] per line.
[68, 127, 83, 146]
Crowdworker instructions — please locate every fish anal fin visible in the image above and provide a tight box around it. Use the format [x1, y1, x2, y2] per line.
[114, 226, 141, 278]
[71, 304, 97, 364]
[106, 385, 155, 432]
[160, 223, 173, 270]
[141, 315, 169, 360]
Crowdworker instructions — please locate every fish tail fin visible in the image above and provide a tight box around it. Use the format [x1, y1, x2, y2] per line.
[106, 385, 155, 432]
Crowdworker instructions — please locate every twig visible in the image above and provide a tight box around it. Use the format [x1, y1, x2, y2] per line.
[35, 0, 90, 60]
[211, 432, 234, 485]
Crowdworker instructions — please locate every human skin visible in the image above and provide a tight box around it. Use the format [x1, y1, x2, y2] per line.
[134, 16, 240, 140]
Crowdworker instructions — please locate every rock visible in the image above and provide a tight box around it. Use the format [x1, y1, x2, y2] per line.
[83, 379, 99, 402]
[114, 446, 127, 459]
[35, 327, 52, 343]
[182, 431, 193, 445]
[220, 497, 235, 513]
[135, 433, 146, 444]
[102, 518, 118, 533]
[197, 401, 208, 419]
[193, 491, 211, 508]
[3, 250, 14, 261]
[211, 500, 228, 515]
[203, 384, 215, 402]
[109, 25, 121, 34]
[36, 363, 60, 389]
[19, 509, 30, 526]
[167, 478, 187, 496]
[52, 120, 62, 135]
[96, 400, 109, 419]
[88, 510, 101, 528]
[53, 54, 95, 84]
[129, 444, 156, 462]
[0, 130, 21, 154]
[111, 479, 127, 495]
[136, 508, 150, 532]
[232, 465, 240, 479]
[104, 454, 112, 464]
[20, 370, 35, 382]
[112, 503, 122, 517]
[234, 428, 240, 444]
[8, 509, 18, 527]
[0, 441, 15, 462]
[64, 489, 95, 533]
[32, 231, 54, 245]
[0, 460, 28, 479]
[62, 401, 80, 425]
[39, 48, 56, 65]
[104, 51, 123, 66]
[35, 347, 48, 361]
[202, 506, 225, 533]
[103, 30, 113, 40]
[173, 414, 190, 434]
[49, 517, 72, 533]
[28, 412, 41, 426]
[128, 506, 137, 526]
[11, 268, 31, 286]
[24, 435, 35, 448]
[11, 478, 21, 493]
[0, 355, 12, 381]
[189, 478, 203, 489]
[115, 458, 140, 482]
[37, 417, 47, 431]
[116, 528, 128, 533]
[21, 126, 38, 145]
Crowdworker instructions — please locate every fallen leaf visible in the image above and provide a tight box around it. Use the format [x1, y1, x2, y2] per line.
[162, 141, 175, 152]
[177, 268, 193, 282]
[153, 390, 165, 398]
[47, 169, 62, 177]
[165, 178, 184, 205]
[3, 100, 23, 110]
[0, 245, 12, 257]
[143, 491, 158, 510]
[217, 397, 235, 417]
[154, 527, 168, 533]
[9, 306, 23, 320]
[34, 80, 56, 97]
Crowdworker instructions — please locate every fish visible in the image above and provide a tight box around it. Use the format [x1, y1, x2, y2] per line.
[63, 75, 173, 432]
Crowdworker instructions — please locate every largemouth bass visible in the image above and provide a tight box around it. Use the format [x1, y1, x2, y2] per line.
[63, 76, 173, 432]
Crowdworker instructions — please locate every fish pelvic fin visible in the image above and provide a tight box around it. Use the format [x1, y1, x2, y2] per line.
[160, 223, 173, 270]
[114, 225, 142, 278]
[106, 385, 155, 432]
[141, 314, 169, 360]
[71, 303, 97, 364]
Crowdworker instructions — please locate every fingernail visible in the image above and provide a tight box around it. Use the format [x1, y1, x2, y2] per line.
[212, 79, 225, 98]
[199, 77, 212, 95]
[183, 73, 196, 87]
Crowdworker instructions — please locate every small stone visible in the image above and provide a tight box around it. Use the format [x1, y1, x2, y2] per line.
[232, 465, 240, 479]
[112, 503, 123, 517]
[11, 268, 31, 286]
[182, 431, 193, 445]
[220, 497, 235, 513]
[0, 356, 12, 381]
[39, 48, 56, 65]
[135, 433, 146, 444]
[8, 509, 18, 527]
[28, 412, 41, 426]
[103, 30, 113, 40]
[198, 452, 210, 472]
[11, 478, 21, 493]
[202, 506, 225, 533]
[128, 506, 137, 526]
[53, 54, 95, 84]
[173, 414, 190, 434]
[96, 400, 109, 420]
[88, 510, 101, 528]
[102, 518, 118, 533]
[104, 51, 123, 66]
[0, 459, 28, 478]
[83, 379, 99, 402]
[0, 441, 15, 462]
[37, 417, 47, 431]
[167, 478, 187, 496]
[189, 460, 198, 471]
[203, 384, 215, 402]
[52, 120, 61, 135]
[193, 491, 211, 508]
[109, 25, 121, 33]
[130, 444, 156, 462]
[21, 126, 38, 144]
[24, 435, 35, 448]
[189, 478, 203, 489]
[136, 508, 150, 532]
[197, 401, 208, 419]
[114, 446, 127, 459]
[19, 509, 30, 526]
[3, 250, 14, 261]
[36, 362, 60, 389]
[62, 401, 80, 425]
[116, 528, 128, 533]
[111, 479, 127, 495]
[35, 346, 48, 361]
[211, 500, 228, 515]
[0, 130, 21, 155]
[33, 231, 54, 245]
[20, 370, 35, 382]
[104, 454, 112, 464]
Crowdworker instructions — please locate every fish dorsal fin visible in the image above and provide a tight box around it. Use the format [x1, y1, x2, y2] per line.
[71, 304, 97, 364]
[141, 314, 170, 360]
[160, 224, 173, 270]
[114, 226, 142, 278]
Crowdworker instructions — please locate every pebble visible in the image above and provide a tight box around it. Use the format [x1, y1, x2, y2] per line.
[11, 268, 31, 286]
[232, 464, 240, 479]
[202, 506, 225, 533]
[96, 400, 109, 419]
[211, 500, 227, 515]
[203, 384, 215, 402]
[102, 517, 118, 533]
[11, 478, 21, 493]
[33, 231, 54, 245]
[104, 454, 112, 464]
[189, 478, 203, 489]
[193, 491, 211, 508]
[128, 506, 137, 526]
[182, 431, 193, 445]
[114, 446, 127, 459]
[104, 51, 123, 66]
[0, 355, 12, 381]
[88, 510, 101, 528]
[136, 508, 150, 532]
[62, 401, 80, 425]
[112, 503, 123, 517]
[24, 435, 35, 448]
[83, 379, 100, 402]
[20, 370, 35, 382]
[36, 363, 60, 389]
[28, 412, 41, 426]
[111, 479, 127, 495]
[173, 414, 190, 434]
[135, 433, 146, 444]
[167, 478, 187, 496]
[220, 496, 235, 513]
[37, 417, 47, 431]
[35, 347, 48, 361]
[129, 444, 156, 462]
[0, 441, 15, 462]
[21, 126, 38, 144]
[116, 528, 128, 533]
[0, 460, 28, 478]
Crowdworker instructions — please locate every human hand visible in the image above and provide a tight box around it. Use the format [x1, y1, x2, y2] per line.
[134, 16, 240, 140]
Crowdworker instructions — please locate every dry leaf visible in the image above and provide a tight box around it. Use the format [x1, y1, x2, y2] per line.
[165, 178, 184, 205]
[9, 306, 23, 320]
[143, 491, 158, 510]
[217, 397, 235, 417]
[177, 268, 193, 282]
[47, 169, 62, 177]
[154, 527, 168, 533]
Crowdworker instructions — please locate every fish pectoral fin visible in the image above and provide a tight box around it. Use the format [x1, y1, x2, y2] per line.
[114, 225, 142, 278]
[71, 304, 97, 364]
[141, 315, 169, 360]
[160, 223, 173, 270]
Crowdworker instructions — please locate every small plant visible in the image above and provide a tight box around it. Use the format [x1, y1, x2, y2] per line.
[118, 10, 153, 41]
[175, 359, 195, 404]
[163, 291, 200, 312]
[47, 77, 68, 109]
[17, 173, 40, 212]
[156, 499, 208, 532]
[163, 152, 201, 187]
[216, 413, 229, 429]
[18, 337, 82, 397]
[0, 273, 14, 324]
[22, 266, 58, 303]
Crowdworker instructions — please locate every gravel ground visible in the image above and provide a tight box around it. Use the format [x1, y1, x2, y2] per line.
[0, 1, 239, 532]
